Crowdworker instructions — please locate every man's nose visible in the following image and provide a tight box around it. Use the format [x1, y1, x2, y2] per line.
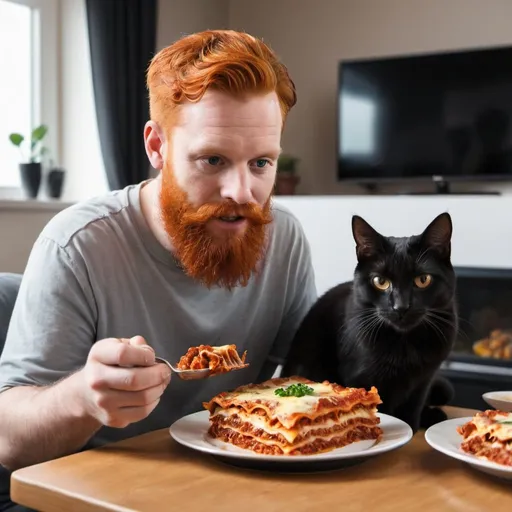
[220, 167, 254, 204]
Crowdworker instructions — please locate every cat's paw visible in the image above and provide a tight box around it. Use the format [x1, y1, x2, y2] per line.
[427, 376, 454, 406]
[419, 406, 448, 430]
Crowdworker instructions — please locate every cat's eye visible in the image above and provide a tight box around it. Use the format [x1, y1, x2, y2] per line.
[372, 276, 391, 291]
[414, 274, 432, 289]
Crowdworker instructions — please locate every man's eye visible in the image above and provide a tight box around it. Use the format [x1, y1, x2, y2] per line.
[206, 156, 222, 166]
[254, 159, 270, 168]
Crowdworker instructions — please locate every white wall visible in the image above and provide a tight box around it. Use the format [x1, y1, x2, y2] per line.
[229, 0, 512, 196]
[275, 195, 512, 297]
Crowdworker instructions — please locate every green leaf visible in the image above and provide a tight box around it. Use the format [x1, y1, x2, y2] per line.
[274, 383, 314, 397]
[9, 133, 24, 146]
[31, 124, 48, 142]
[498, 419, 512, 425]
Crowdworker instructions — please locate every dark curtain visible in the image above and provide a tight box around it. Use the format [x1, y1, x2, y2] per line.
[85, 0, 157, 190]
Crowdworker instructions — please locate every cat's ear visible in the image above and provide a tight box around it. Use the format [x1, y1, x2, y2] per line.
[421, 212, 452, 258]
[352, 216, 384, 260]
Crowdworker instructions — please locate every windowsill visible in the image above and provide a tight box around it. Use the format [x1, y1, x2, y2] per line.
[0, 197, 73, 212]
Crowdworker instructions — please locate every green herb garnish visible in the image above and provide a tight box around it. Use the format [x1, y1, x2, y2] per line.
[274, 383, 314, 398]
[497, 419, 512, 425]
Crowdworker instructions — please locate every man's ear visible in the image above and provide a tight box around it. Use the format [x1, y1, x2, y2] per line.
[144, 121, 165, 171]
[352, 215, 384, 260]
[421, 212, 452, 258]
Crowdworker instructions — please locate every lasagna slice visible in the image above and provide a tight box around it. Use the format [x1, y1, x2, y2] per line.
[202, 376, 382, 455]
[457, 410, 512, 466]
[177, 344, 248, 374]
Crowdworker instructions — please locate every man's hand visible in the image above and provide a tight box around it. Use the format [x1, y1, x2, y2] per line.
[78, 335, 171, 428]
[0, 335, 172, 470]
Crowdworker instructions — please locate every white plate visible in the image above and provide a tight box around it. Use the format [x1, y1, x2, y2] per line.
[425, 417, 512, 480]
[482, 391, 512, 412]
[169, 410, 412, 472]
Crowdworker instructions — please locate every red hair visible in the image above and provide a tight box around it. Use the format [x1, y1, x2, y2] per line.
[146, 30, 296, 128]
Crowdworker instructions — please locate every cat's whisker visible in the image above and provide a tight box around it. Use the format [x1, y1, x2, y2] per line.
[357, 317, 378, 339]
[367, 316, 385, 345]
[429, 308, 476, 332]
[423, 316, 449, 343]
[341, 311, 381, 346]
[357, 314, 383, 346]
[344, 316, 374, 340]
[424, 313, 465, 347]
[338, 309, 376, 337]
[426, 311, 468, 341]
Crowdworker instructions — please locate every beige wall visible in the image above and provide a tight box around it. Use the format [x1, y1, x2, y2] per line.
[229, 0, 512, 195]
[0, 204, 68, 274]
[157, 0, 229, 50]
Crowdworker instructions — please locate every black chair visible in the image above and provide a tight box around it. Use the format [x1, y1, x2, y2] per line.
[0, 273, 22, 356]
[0, 273, 35, 512]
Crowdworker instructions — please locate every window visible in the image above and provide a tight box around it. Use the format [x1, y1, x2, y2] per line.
[0, 0, 58, 190]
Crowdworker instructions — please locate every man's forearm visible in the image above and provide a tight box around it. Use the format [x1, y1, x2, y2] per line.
[0, 371, 101, 471]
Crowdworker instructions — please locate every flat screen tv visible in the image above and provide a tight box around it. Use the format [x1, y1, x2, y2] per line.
[337, 45, 512, 186]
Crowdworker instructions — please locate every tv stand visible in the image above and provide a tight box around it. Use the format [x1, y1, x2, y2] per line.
[433, 177, 450, 194]
[403, 177, 501, 196]
[357, 178, 502, 196]
[418, 177, 501, 195]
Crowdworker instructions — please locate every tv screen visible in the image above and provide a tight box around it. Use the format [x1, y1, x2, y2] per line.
[337, 45, 512, 183]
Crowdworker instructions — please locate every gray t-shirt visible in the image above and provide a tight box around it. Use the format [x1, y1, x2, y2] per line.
[0, 183, 317, 447]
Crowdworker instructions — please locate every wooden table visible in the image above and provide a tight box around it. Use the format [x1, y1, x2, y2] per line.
[11, 407, 512, 512]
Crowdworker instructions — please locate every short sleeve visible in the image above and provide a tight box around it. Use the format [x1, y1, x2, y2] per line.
[0, 236, 97, 392]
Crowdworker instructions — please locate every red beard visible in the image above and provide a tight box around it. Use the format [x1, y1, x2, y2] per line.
[158, 166, 273, 289]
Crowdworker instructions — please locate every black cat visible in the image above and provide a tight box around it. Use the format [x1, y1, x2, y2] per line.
[281, 213, 458, 433]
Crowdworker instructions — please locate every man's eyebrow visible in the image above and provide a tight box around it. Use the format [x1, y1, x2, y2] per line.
[188, 145, 224, 155]
[188, 145, 282, 158]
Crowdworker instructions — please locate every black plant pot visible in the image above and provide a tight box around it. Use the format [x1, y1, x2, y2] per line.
[19, 162, 41, 199]
[46, 168, 65, 199]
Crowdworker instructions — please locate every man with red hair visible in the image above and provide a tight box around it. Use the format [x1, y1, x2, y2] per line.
[0, 29, 316, 474]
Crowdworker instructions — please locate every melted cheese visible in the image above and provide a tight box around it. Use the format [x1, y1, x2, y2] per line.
[213, 406, 375, 443]
[221, 422, 378, 454]
[212, 345, 232, 353]
[222, 378, 353, 425]
[472, 412, 512, 442]
[203, 345, 246, 368]
[489, 442, 512, 452]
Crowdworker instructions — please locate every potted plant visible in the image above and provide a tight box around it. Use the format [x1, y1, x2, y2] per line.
[8, 124, 49, 198]
[275, 153, 300, 195]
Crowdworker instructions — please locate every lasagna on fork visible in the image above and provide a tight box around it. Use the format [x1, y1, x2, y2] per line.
[457, 410, 512, 466]
[202, 376, 383, 455]
[177, 344, 248, 375]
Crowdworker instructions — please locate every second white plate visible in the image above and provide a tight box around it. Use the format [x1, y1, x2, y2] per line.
[425, 417, 512, 480]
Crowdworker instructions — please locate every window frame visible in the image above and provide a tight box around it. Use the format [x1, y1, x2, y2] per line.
[0, 0, 59, 194]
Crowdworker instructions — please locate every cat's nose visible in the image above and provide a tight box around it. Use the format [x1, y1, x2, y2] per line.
[392, 304, 410, 318]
